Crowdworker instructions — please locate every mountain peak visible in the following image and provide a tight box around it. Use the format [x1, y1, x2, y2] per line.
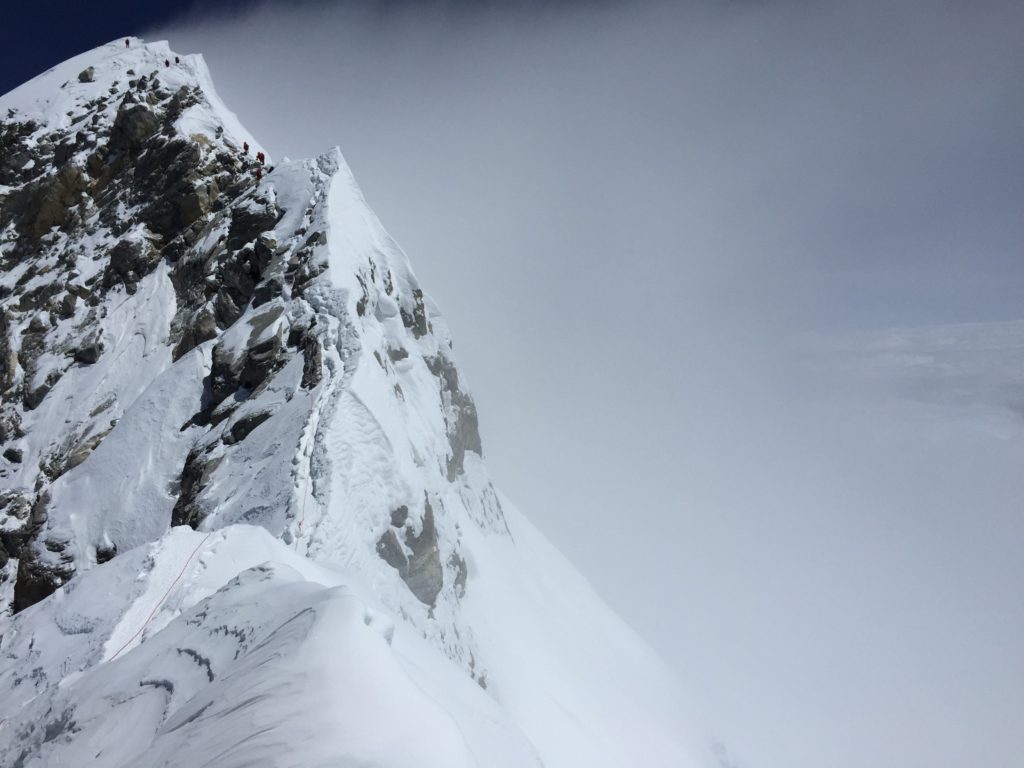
[2, 38, 262, 156]
[0, 39, 707, 768]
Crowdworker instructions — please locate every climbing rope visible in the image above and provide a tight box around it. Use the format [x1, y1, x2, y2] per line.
[0, 531, 215, 731]
[108, 531, 214, 661]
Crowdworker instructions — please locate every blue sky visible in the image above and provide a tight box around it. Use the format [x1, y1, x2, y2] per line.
[2, 1, 183, 94]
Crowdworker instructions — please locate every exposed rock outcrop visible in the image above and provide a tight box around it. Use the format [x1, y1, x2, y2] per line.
[426, 353, 483, 481]
[0, 43, 501, 656]
[171, 448, 223, 530]
[376, 496, 444, 606]
[0, 54, 269, 610]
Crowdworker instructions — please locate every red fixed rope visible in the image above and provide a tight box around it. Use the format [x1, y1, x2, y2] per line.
[108, 532, 214, 661]
[297, 479, 309, 536]
[0, 532, 214, 729]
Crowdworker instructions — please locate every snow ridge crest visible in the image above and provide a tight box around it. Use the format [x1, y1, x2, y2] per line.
[0, 39, 706, 768]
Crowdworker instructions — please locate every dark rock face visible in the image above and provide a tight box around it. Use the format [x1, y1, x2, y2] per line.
[172, 307, 218, 360]
[227, 203, 281, 251]
[73, 339, 103, 365]
[404, 498, 444, 605]
[133, 137, 220, 239]
[167, 197, 283, 356]
[400, 288, 429, 339]
[0, 120, 41, 189]
[56, 292, 78, 319]
[13, 542, 73, 613]
[224, 408, 273, 445]
[23, 369, 63, 411]
[209, 326, 286, 412]
[287, 235, 326, 298]
[426, 353, 483, 481]
[171, 449, 224, 529]
[1, 68, 266, 612]
[376, 529, 408, 572]
[375, 496, 444, 606]
[449, 552, 468, 598]
[15, 281, 63, 313]
[64, 430, 109, 474]
[390, 505, 409, 527]
[0, 311, 16, 393]
[95, 541, 117, 564]
[11, 491, 73, 613]
[0, 491, 32, 553]
[18, 164, 88, 238]
[252, 274, 283, 307]
[104, 238, 159, 289]
[15, 318, 62, 411]
[242, 333, 285, 389]
[0, 409, 23, 446]
[110, 100, 160, 152]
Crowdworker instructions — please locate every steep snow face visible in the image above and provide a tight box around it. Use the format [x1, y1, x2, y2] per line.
[0, 527, 539, 768]
[0, 40, 710, 767]
[0, 37, 278, 613]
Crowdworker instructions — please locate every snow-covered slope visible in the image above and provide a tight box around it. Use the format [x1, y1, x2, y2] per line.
[0, 39, 710, 767]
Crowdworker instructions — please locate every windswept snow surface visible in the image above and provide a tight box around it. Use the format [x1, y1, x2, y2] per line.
[1, 527, 504, 767]
[0, 41, 709, 767]
[0, 522, 699, 767]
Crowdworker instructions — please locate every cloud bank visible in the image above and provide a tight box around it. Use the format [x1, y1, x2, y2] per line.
[155, 3, 1024, 767]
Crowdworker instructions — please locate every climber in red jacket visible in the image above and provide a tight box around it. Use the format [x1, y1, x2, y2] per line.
[256, 167, 263, 181]
[243, 141, 249, 154]
[256, 151, 265, 165]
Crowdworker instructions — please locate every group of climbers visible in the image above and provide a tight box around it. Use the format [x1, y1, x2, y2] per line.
[123, 40, 270, 185]
[239, 142, 271, 181]
[124, 38, 179, 66]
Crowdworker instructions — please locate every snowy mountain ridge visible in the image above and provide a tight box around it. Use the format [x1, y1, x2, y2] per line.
[0, 39, 709, 767]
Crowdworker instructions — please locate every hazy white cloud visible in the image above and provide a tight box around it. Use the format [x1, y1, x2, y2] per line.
[155, 2, 1024, 767]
